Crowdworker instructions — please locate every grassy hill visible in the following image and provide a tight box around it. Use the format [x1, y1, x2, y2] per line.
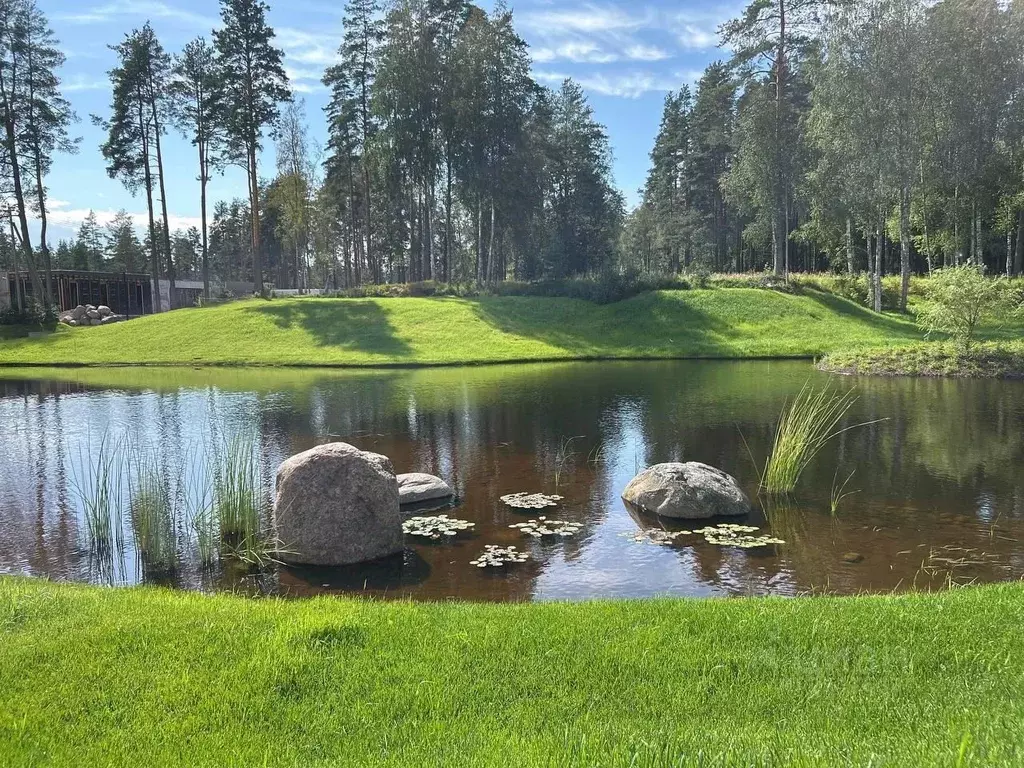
[0, 288, 930, 367]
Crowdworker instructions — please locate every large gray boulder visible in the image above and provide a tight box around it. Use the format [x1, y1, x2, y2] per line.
[622, 462, 751, 519]
[274, 442, 403, 565]
[397, 472, 453, 505]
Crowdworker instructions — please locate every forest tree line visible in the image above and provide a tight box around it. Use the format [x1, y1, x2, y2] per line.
[2, 0, 1022, 313]
[627, 0, 1024, 311]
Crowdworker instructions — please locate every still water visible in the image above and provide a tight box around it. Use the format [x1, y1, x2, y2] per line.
[1, 361, 1022, 600]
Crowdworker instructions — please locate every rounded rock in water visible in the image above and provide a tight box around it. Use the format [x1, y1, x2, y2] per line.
[621, 462, 751, 519]
[273, 442, 403, 566]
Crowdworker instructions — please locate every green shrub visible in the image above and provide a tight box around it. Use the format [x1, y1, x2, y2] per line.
[0, 299, 57, 328]
[917, 265, 1017, 349]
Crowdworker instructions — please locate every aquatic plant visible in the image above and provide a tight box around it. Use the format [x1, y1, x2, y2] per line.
[127, 452, 177, 573]
[222, 533, 291, 569]
[554, 436, 581, 488]
[509, 516, 583, 538]
[693, 524, 784, 548]
[70, 435, 126, 557]
[403, 515, 475, 539]
[469, 545, 530, 568]
[762, 383, 869, 494]
[621, 529, 692, 546]
[211, 436, 265, 545]
[829, 468, 859, 514]
[189, 504, 220, 568]
[500, 492, 563, 509]
[623, 524, 784, 549]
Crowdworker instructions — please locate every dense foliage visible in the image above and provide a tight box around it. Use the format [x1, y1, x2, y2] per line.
[626, 0, 1024, 308]
[2, 0, 1023, 307]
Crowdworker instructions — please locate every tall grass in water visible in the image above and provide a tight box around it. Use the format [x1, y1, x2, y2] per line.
[127, 449, 177, 574]
[70, 435, 126, 557]
[211, 435, 281, 566]
[762, 383, 870, 494]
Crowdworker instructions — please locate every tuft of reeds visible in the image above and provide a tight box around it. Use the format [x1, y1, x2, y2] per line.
[211, 435, 273, 564]
[70, 434, 126, 557]
[829, 468, 859, 514]
[127, 450, 177, 574]
[762, 383, 876, 495]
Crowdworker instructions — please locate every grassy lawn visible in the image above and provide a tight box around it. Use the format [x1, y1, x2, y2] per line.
[0, 288, 930, 367]
[1, 577, 1022, 766]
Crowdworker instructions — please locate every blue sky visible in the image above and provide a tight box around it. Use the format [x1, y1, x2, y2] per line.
[40, 0, 737, 242]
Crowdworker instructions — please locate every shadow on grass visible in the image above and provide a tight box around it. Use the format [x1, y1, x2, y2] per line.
[243, 300, 412, 356]
[466, 293, 740, 356]
[799, 290, 923, 338]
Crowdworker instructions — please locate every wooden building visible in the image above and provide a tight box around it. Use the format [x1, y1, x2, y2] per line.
[3, 270, 155, 316]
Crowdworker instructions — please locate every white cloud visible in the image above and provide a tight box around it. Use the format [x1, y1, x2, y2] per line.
[62, 74, 109, 93]
[531, 42, 618, 64]
[44, 205, 201, 234]
[534, 69, 681, 99]
[677, 23, 718, 49]
[624, 44, 671, 62]
[276, 27, 341, 71]
[56, 0, 217, 28]
[520, 5, 649, 35]
[519, 3, 735, 67]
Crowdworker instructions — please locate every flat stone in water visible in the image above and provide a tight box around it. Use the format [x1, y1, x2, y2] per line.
[397, 473, 454, 505]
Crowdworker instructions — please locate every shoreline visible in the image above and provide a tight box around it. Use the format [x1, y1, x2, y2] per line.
[818, 342, 1024, 379]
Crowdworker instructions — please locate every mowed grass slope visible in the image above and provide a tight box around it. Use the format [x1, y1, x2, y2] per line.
[0, 288, 927, 366]
[1, 578, 1023, 766]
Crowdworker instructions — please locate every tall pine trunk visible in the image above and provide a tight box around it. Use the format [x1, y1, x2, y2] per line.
[0, 87, 42, 304]
[248, 143, 262, 295]
[1015, 210, 1024, 277]
[899, 185, 911, 312]
[873, 218, 883, 313]
[137, 90, 161, 312]
[151, 96, 175, 308]
[199, 143, 209, 298]
[846, 217, 855, 274]
[772, 0, 786, 277]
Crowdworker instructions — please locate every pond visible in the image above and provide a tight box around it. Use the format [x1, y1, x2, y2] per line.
[1, 360, 1022, 600]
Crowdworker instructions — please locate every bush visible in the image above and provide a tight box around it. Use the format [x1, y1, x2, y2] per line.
[0, 300, 57, 328]
[917, 265, 1017, 349]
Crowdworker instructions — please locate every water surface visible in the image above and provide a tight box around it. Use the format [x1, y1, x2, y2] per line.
[1, 361, 1022, 600]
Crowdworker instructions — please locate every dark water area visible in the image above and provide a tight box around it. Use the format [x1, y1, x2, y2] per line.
[1, 360, 1022, 601]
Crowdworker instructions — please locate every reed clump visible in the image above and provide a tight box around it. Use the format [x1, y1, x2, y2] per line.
[127, 450, 177, 574]
[70, 435, 126, 557]
[762, 383, 872, 494]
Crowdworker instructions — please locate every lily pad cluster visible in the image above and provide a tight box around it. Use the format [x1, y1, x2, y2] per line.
[469, 545, 531, 568]
[402, 515, 475, 539]
[693, 524, 785, 548]
[500, 492, 563, 509]
[624, 523, 783, 549]
[510, 516, 583, 538]
[620, 529, 692, 546]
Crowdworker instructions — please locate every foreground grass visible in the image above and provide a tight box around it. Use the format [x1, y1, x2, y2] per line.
[0, 289, 929, 367]
[2, 578, 1023, 766]
[820, 341, 1024, 378]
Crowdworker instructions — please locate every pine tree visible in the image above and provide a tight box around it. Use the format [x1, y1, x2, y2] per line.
[97, 26, 165, 309]
[214, 0, 291, 294]
[722, 0, 821, 275]
[105, 209, 144, 273]
[0, 0, 76, 306]
[171, 36, 223, 298]
[323, 0, 383, 282]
